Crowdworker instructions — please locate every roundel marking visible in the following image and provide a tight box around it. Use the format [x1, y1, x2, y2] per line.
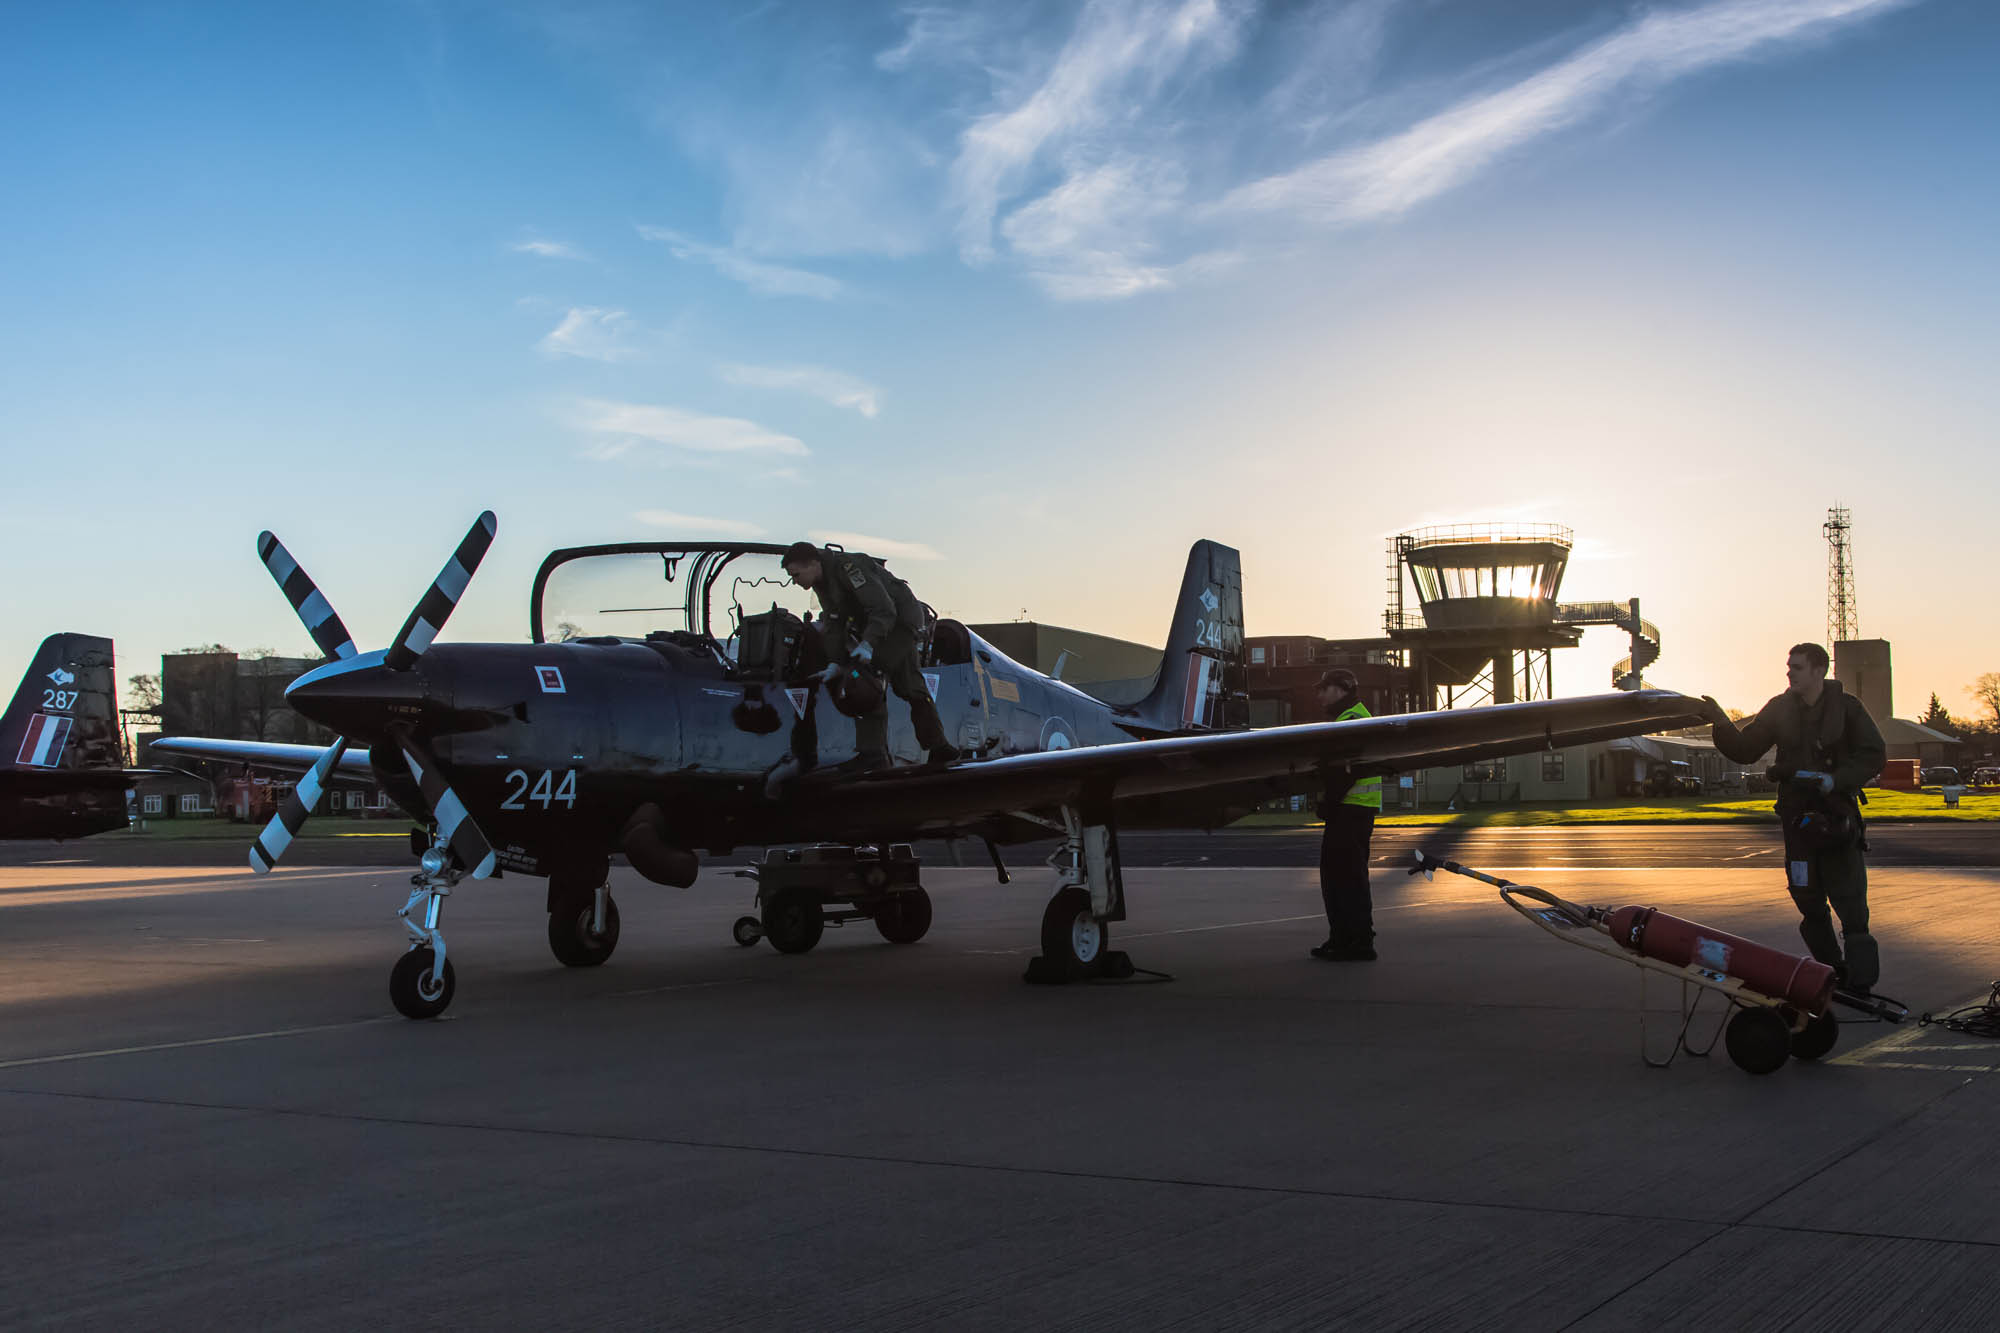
[1039, 717, 1074, 752]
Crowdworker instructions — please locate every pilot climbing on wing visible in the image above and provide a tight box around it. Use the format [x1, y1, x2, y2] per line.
[782, 540, 960, 774]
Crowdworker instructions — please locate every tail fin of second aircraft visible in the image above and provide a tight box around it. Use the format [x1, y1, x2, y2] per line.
[1126, 541, 1244, 733]
[1, 634, 124, 777]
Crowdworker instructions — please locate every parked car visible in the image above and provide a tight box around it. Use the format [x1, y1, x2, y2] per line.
[1972, 768, 2000, 787]
[1920, 766, 1961, 787]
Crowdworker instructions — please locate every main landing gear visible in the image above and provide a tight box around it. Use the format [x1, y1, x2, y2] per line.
[390, 833, 461, 1019]
[1025, 809, 1136, 983]
[548, 869, 621, 968]
[731, 844, 932, 954]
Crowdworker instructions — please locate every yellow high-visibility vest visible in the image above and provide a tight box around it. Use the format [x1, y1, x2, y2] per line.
[1335, 701, 1383, 809]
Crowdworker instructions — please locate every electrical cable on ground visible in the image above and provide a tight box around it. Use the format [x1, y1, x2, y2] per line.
[1919, 980, 2000, 1038]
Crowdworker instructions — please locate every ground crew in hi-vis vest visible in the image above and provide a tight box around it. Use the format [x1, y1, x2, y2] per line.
[1701, 642, 1886, 990]
[1313, 669, 1381, 961]
[782, 541, 958, 774]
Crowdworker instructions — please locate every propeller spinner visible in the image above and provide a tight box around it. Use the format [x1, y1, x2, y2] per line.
[245, 511, 500, 877]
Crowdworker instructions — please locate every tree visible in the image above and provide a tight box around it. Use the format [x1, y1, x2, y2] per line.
[1970, 674, 2000, 725]
[240, 648, 290, 742]
[126, 673, 162, 715]
[1919, 692, 1954, 731]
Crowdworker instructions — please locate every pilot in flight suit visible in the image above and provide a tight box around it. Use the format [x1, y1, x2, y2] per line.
[782, 541, 957, 773]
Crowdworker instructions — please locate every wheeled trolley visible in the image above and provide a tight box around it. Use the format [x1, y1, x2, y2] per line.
[1411, 850, 1906, 1075]
[730, 843, 932, 954]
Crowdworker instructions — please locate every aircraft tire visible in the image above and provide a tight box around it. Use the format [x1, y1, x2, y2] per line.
[762, 889, 824, 955]
[874, 888, 933, 944]
[390, 947, 455, 1020]
[549, 894, 621, 967]
[732, 916, 764, 947]
[1789, 1011, 1839, 1061]
[1039, 886, 1106, 980]
[1724, 1006, 1792, 1075]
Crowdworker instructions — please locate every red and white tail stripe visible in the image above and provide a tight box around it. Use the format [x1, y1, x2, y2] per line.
[1181, 652, 1217, 729]
[14, 714, 73, 768]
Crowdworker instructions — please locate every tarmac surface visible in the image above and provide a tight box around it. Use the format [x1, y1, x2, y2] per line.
[4, 826, 2000, 1329]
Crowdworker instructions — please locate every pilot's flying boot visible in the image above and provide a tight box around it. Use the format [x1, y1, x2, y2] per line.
[831, 750, 891, 776]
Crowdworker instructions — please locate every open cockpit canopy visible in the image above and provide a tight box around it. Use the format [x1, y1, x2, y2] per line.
[531, 542, 814, 648]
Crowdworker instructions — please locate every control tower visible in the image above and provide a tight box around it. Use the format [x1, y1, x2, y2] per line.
[1385, 524, 1660, 708]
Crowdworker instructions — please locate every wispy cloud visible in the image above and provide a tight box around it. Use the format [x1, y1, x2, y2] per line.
[997, 155, 1238, 300]
[876, 6, 990, 73]
[1219, 0, 1913, 224]
[538, 307, 638, 362]
[947, 0, 1243, 263]
[718, 363, 882, 417]
[510, 237, 585, 260]
[573, 398, 808, 458]
[633, 509, 766, 536]
[809, 530, 943, 561]
[635, 225, 844, 299]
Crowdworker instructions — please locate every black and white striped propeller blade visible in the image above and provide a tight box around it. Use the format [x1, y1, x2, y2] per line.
[256, 531, 358, 662]
[249, 739, 348, 875]
[401, 739, 497, 879]
[385, 511, 497, 672]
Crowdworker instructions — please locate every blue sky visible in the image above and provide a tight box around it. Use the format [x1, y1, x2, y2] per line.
[4, 0, 1996, 719]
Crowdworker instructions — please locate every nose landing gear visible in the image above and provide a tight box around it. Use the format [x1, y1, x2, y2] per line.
[391, 835, 460, 1019]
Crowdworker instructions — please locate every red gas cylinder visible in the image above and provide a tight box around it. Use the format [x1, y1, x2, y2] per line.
[1605, 906, 1835, 1014]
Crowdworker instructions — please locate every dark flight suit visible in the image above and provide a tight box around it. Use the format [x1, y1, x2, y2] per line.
[813, 551, 950, 760]
[1711, 679, 1886, 987]
[1318, 698, 1382, 952]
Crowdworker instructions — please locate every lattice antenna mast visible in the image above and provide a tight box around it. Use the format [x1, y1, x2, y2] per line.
[1824, 506, 1857, 644]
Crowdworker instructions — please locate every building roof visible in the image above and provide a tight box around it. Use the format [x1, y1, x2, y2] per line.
[1881, 718, 1958, 746]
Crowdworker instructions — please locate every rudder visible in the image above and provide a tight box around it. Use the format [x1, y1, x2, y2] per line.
[1130, 541, 1244, 732]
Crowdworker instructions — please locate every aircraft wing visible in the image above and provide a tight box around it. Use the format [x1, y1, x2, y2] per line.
[145, 737, 375, 779]
[798, 690, 1709, 835]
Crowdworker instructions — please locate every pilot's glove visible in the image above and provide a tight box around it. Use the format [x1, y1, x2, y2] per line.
[853, 641, 875, 666]
[817, 662, 842, 684]
[1794, 769, 1835, 795]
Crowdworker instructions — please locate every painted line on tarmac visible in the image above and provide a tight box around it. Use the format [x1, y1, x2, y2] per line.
[611, 978, 755, 998]
[1830, 990, 2000, 1071]
[1844, 1061, 2000, 1074]
[0, 1017, 404, 1071]
[1116, 900, 1492, 943]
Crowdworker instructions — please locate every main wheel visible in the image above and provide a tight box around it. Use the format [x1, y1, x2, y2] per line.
[549, 893, 621, 967]
[732, 915, 764, 947]
[1725, 1006, 1792, 1075]
[1039, 886, 1106, 980]
[1790, 1011, 1840, 1061]
[762, 889, 825, 954]
[390, 947, 455, 1019]
[874, 888, 933, 944]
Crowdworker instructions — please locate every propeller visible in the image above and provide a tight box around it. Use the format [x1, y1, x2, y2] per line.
[245, 511, 499, 876]
[399, 736, 497, 879]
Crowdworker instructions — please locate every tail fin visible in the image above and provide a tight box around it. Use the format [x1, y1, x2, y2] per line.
[1126, 541, 1244, 732]
[2, 634, 123, 776]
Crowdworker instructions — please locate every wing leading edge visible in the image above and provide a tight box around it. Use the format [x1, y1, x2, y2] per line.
[793, 690, 1709, 835]
[145, 737, 376, 778]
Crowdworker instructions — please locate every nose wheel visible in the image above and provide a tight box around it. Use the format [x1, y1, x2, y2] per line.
[390, 946, 455, 1019]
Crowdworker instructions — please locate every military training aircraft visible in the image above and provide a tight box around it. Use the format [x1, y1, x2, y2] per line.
[149, 513, 1708, 1018]
[1, 633, 151, 840]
